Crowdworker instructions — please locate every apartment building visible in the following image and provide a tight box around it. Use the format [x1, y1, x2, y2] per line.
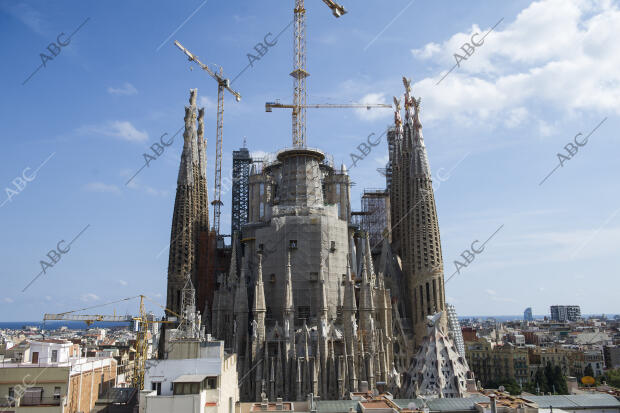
[0, 339, 116, 412]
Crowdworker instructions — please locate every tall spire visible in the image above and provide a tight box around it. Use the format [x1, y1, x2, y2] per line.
[364, 234, 375, 285]
[228, 235, 238, 281]
[390, 75, 447, 349]
[254, 254, 266, 313]
[284, 251, 294, 313]
[177, 89, 198, 185]
[393, 96, 403, 139]
[410, 96, 431, 177]
[197, 107, 207, 179]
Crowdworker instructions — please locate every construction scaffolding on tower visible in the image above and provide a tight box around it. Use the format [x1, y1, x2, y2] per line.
[232, 145, 252, 237]
[360, 188, 391, 250]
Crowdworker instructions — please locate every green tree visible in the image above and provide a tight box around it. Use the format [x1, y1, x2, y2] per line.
[524, 364, 568, 395]
[584, 364, 595, 378]
[605, 368, 620, 388]
[552, 366, 568, 394]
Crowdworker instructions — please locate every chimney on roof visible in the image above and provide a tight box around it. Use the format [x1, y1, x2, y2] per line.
[490, 393, 497, 413]
[276, 398, 283, 410]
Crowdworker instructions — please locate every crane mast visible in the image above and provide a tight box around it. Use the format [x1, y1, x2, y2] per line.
[292, 0, 309, 147]
[274, 1, 390, 147]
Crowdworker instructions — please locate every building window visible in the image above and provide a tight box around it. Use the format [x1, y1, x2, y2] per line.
[207, 377, 217, 389]
[330, 241, 336, 252]
[270, 273, 276, 283]
[289, 240, 298, 249]
[174, 381, 202, 395]
[53, 386, 61, 400]
[51, 350, 58, 363]
[259, 183, 265, 197]
[309, 272, 319, 282]
[297, 306, 311, 323]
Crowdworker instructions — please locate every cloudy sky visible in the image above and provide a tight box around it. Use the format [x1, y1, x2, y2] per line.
[1, 0, 618, 320]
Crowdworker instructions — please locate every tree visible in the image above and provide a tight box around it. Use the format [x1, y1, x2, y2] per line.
[606, 368, 620, 388]
[584, 364, 595, 378]
[524, 363, 568, 395]
[552, 366, 568, 394]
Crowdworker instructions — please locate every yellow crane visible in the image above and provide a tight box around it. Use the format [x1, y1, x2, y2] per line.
[270, 0, 390, 147]
[174, 40, 241, 235]
[44, 295, 179, 390]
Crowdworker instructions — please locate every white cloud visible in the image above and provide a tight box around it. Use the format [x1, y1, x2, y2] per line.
[250, 150, 270, 162]
[126, 180, 169, 197]
[119, 280, 128, 286]
[107, 82, 138, 96]
[2, 297, 14, 303]
[79, 121, 148, 142]
[198, 96, 217, 110]
[81, 293, 100, 302]
[354, 93, 392, 122]
[0, 3, 48, 35]
[485, 288, 497, 296]
[84, 182, 121, 194]
[410, 0, 620, 125]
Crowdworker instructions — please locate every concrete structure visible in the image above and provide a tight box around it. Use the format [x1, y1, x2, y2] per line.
[387, 77, 448, 348]
[524, 308, 533, 322]
[140, 340, 238, 413]
[550, 306, 581, 323]
[0, 339, 116, 412]
[405, 313, 472, 398]
[166, 89, 211, 319]
[232, 145, 252, 236]
[212, 144, 405, 400]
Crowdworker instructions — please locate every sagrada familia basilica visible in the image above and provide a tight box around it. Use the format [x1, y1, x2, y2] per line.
[163, 79, 473, 401]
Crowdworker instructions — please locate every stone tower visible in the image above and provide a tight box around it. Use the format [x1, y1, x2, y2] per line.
[389, 77, 447, 348]
[166, 89, 210, 318]
[212, 147, 406, 401]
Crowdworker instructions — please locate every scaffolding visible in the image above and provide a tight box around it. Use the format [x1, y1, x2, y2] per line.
[360, 189, 390, 250]
[232, 146, 252, 235]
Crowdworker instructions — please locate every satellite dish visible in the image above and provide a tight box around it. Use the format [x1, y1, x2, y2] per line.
[581, 376, 595, 386]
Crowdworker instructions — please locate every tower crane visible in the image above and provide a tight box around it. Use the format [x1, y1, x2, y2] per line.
[266, 102, 392, 111]
[174, 40, 241, 236]
[269, 0, 391, 147]
[44, 295, 179, 390]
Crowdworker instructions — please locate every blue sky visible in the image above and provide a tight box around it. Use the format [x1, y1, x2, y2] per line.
[1, 0, 619, 321]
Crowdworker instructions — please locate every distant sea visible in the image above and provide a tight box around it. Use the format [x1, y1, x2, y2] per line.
[1, 314, 617, 331]
[0, 321, 130, 330]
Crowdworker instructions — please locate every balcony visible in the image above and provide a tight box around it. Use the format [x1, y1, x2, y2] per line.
[1, 396, 63, 407]
[21, 396, 62, 406]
